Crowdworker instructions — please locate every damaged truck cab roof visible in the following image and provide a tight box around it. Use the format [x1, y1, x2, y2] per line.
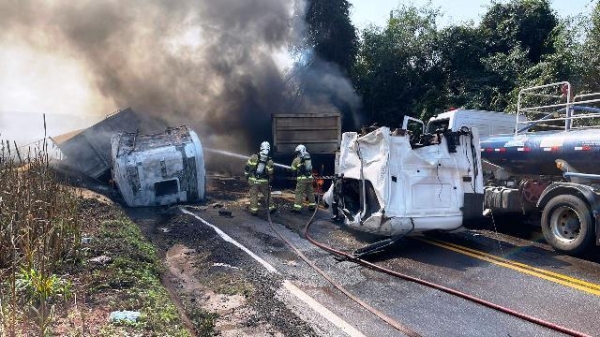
[111, 126, 206, 207]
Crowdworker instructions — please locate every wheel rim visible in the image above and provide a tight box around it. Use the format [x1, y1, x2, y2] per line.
[549, 206, 581, 243]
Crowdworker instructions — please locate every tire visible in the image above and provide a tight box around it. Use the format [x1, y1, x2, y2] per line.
[541, 194, 595, 255]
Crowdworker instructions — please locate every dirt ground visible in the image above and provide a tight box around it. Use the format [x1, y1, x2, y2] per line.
[126, 175, 322, 336]
[46, 171, 377, 336]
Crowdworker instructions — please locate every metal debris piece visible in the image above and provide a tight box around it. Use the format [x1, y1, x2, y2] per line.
[212, 262, 239, 270]
[218, 209, 232, 217]
[211, 202, 224, 208]
[51, 108, 143, 179]
[189, 205, 208, 211]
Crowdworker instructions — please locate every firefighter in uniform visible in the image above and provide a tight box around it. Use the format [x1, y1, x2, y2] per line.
[291, 144, 316, 213]
[245, 141, 276, 215]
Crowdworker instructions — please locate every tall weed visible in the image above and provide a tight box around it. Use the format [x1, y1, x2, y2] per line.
[0, 119, 81, 335]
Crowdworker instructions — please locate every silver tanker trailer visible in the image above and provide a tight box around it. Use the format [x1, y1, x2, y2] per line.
[481, 82, 600, 255]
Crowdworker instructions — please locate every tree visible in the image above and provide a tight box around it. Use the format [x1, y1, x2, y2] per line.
[462, 0, 561, 111]
[580, 1, 600, 91]
[304, 0, 358, 75]
[353, 5, 444, 126]
[480, 0, 558, 63]
[437, 25, 489, 111]
[350, 0, 575, 127]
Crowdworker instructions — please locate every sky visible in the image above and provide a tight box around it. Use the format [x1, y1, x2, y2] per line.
[349, 0, 596, 29]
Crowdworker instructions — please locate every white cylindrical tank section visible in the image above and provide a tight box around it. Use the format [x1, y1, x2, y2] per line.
[111, 126, 206, 207]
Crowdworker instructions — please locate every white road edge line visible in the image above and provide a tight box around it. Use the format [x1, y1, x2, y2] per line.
[181, 208, 279, 274]
[180, 208, 366, 337]
[283, 280, 367, 337]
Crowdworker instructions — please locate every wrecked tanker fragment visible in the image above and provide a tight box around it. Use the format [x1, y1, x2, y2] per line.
[324, 119, 484, 238]
[111, 126, 206, 207]
[426, 108, 526, 139]
[51, 108, 144, 179]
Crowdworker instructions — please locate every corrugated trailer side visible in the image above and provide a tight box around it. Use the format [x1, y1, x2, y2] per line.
[272, 112, 341, 156]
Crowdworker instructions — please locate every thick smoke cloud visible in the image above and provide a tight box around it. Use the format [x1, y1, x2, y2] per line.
[1, 0, 361, 159]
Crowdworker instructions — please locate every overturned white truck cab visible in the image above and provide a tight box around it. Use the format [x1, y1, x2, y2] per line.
[111, 126, 206, 207]
[324, 119, 484, 238]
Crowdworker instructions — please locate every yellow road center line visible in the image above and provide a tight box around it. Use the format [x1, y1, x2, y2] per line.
[426, 238, 600, 291]
[416, 238, 600, 296]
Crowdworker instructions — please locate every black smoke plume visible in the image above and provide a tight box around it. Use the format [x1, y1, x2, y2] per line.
[1, 0, 361, 167]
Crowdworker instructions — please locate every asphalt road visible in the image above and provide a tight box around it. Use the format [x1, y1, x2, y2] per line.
[175, 192, 600, 337]
[141, 176, 600, 337]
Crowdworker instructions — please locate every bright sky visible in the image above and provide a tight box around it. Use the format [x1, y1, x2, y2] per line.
[349, 0, 596, 29]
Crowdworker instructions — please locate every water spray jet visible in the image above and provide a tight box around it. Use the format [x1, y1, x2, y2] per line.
[205, 148, 292, 170]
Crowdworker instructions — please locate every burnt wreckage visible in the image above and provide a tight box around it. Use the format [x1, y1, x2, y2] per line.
[111, 126, 206, 207]
[50, 109, 206, 207]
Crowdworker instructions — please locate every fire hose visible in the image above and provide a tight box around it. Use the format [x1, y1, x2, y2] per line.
[265, 193, 421, 336]
[297, 197, 591, 337]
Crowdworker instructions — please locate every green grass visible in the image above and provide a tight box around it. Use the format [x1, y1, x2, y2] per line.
[90, 216, 192, 337]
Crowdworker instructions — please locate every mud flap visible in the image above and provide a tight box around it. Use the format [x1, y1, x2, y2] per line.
[462, 193, 484, 227]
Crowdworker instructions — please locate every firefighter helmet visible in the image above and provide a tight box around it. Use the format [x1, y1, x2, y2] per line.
[259, 141, 270, 156]
[295, 144, 306, 156]
[260, 141, 270, 152]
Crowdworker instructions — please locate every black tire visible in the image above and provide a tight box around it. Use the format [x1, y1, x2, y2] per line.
[541, 194, 595, 255]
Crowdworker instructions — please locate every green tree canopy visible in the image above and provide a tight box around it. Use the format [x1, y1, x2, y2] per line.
[580, 1, 600, 91]
[353, 5, 443, 126]
[350, 0, 588, 128]
[480, 0, 558, 63]
[304, 0, 358, 75]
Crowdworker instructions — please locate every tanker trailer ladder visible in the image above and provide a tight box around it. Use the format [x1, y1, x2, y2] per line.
[303, 206, 592, 337]
[264, 194, 422, 337]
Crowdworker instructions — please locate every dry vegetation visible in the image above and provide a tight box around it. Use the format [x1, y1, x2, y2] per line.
[0, 138, 191, 336]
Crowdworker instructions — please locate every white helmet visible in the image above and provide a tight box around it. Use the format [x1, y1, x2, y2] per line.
[260, 141, 270, 155]
[295, 144, 306, 156]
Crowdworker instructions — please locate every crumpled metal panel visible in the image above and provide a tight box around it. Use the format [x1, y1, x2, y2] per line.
[111, 126, 205, 207]
[332, 126, 483, 235]
[51, 108, 143, 178]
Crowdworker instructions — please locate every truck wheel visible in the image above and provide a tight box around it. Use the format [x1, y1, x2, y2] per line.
[541, 194, 594, 255]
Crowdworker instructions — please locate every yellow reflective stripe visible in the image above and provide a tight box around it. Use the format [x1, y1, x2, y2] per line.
[297, 176, 313, 180]
[293, 204, 302, 209]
